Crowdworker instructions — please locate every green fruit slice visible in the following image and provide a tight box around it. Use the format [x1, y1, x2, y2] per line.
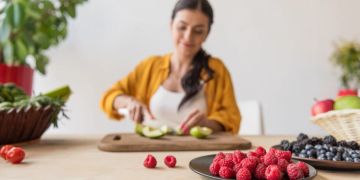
[190, 126, 212, 139]
[135, 123, 145, 136]
[142, 126, 165, 139]
[160, 125, 174, 135]
[175, 127, 184, 136]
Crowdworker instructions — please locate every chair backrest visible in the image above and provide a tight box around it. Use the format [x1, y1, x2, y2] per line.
[238, 100, 264, 135]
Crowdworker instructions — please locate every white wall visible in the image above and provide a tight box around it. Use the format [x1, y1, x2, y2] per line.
[34, 0, 360, 135]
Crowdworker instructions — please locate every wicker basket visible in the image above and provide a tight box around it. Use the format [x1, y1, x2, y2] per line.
[0, 105, 56, 145]
[311, 110, 360, 143]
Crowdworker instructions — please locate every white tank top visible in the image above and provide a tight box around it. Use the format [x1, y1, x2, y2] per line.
[144, 86, 207, 129]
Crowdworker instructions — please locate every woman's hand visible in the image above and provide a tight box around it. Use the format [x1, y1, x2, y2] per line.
[179, 109, 224, 134]
[114, 95, 154, 123]
[127, 98, 154, 123]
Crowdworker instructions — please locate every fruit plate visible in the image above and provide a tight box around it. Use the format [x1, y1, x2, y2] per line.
[273, 145, 360, 170]
[189, 154, 317, 180]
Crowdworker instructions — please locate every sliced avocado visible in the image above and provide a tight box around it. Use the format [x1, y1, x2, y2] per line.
[142, 126, 165, 139]
[190, 126, 212, 139]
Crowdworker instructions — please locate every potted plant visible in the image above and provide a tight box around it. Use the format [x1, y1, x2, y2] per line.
[331, 41, 360, 94]
[0, 0, 86, 95]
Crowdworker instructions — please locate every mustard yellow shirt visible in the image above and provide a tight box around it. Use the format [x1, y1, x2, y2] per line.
[100, 54, 241, 134]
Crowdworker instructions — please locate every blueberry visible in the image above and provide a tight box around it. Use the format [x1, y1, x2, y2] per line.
[297, 133, 309, 141]
[342, 151, 351, 159]
[337, 140, 347, 147]
[324, 135, 337, 146]
[305, 144, 314, 150]
[345, 157, 354, 162]
[337, 146, 345, 153]
[322, 144, 330, 150]
[292, 143, 302, 154]
[315, 144, 322, 150]
[329, 146, 337, 153]
[309, 137, 323, 145]
[300, 149, 307, 154]
[299, 153, 308, 158]
[348, 141, 359, 150]
[326, 152, 335, 159]
[333, 155, 342, 161]
[307, 149, 317, 157]
[351, 153, 360, 159]
[319, 149, 326, 154]
[280, 140, 291, 150]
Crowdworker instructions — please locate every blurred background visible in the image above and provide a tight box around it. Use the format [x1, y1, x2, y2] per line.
[33, 0, 360, 135]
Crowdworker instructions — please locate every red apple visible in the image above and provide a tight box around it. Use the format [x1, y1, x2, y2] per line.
[311, 99, 334, 116]
[338, 89, 358, 97]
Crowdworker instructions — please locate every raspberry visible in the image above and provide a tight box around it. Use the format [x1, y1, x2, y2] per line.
[275, 150, 292, 162]
[232, 150, 246, 164]
[248, 156, 260, 164]
[265, 165, 283, 180]
[268, 148, 277, 155]
[209, 162, 221, 176]
[239, 158, 257, 173]
[287, 163, 304, 180]
[260, 156, 265, 163]
[236, 168, 252, 180]
[213, 152, 225, 163]
[143, 154, 157, 168]
[254, 163, 266, 180]
[224, 153, 234, 161]
[255, 146, 267, 156]
[233, 163, 242, 173]
[164, 155, 176, 168]
[0, 145, 14, 160]
[219, 159, 234, 168]
[264, 153, 278, 166]
[277, 158, 289, 172]
[296, 161, 309, 177]
[247, 151, 259, 158]
[219, 166, 235, 179]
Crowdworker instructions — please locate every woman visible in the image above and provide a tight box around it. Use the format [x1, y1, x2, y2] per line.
[100, 0, 241, 134]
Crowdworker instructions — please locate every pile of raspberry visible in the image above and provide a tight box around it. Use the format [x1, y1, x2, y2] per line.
[209, 147, 309, 180]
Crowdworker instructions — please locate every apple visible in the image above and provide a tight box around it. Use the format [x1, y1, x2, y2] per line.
[334, 96, 360, 110]
[311, 99, 334, 116]
[337, 89, 358, 97]
[190, 126, 212, 139]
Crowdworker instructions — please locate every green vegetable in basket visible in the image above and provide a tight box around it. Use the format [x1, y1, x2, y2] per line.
[0, 102, 14, 110]
[0, 83, 27, 102]
[0, 84, 72, 127]
[43, 86, 72, 102]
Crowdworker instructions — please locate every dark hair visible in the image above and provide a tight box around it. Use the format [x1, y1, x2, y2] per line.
[171, 0, 215, 110]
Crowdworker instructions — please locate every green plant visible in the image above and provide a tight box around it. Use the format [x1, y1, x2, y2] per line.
[0, 0, 86, 74]
[331, 41, 360, 89]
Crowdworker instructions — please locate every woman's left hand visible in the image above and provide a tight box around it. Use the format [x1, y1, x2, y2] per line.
[179, 109, 224, 134]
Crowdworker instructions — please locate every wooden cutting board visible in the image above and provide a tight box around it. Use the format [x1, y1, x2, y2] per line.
[97, 133, 252, 152]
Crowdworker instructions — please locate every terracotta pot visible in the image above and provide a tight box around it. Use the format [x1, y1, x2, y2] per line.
[0, 64, 34, 96]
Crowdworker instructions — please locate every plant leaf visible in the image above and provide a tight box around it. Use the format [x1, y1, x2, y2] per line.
[0, 21, 11, 43]
[35, 54, 49, 75]
[3, 41, 14, 64]
[15, 38, 27, 62]
[6, 2, 26, 28]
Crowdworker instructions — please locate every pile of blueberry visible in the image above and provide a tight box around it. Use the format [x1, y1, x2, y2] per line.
[279, 133, 360, 163]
